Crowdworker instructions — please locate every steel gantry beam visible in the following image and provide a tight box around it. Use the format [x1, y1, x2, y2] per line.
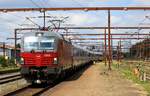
[62, 33, 150, 36]
[0, 7, 150, 12]
[71, 38, 149, 40]
[74, 41, 103, 43]
[78, 44, 103, 46]
[12, 27, 150, 31]
[54, 27, 150, 30]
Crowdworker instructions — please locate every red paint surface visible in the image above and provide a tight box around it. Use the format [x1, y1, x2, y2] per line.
[20, 52, 58, 67]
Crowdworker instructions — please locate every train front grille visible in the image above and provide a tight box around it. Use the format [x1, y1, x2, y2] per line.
[25, 58, 52, 66]
[25, 58, 36, 65]
[42, 58, 52, 65]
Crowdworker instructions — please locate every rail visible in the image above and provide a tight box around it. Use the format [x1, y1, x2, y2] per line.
[0, 73, 22, 84]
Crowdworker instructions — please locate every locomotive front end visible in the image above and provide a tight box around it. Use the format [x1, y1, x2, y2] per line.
[20, 32, 60, 84]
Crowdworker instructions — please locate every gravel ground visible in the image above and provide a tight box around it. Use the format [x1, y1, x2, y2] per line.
[42, 62, 147, 96]
[0, 79, 28, 95]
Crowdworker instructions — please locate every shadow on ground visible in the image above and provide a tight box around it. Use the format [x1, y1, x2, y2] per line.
[65, 63, 93, 81]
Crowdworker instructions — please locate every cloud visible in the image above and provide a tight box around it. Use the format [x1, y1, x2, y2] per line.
[0, 11, 104, 43]
[68, 13, 99, 26]
[111, 16, 123, 25]
[0, 0, 149, 45]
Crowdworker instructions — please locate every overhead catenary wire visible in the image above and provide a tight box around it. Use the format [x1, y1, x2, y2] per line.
[41, 0, 51, 7]
[70, 0, 103, 48]
[36, 0, 50, 8]
[29, 0, 42, 8]
[30, 0, 54, 29]
[2, 13, 30, 28]
[0, 16, 20, 27]
[71, 0, 84, 7]
[25, 17, 41, 28]
[4, 12, 42, 28]
[46, 0, 53, 7]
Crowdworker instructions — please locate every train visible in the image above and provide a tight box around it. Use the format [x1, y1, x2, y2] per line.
[20, 31, 101, 84]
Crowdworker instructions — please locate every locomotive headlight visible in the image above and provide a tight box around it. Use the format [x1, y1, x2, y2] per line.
[36, 32, 43, 37]
[53, 57, 58, 64]
[21, 58, 24, 64]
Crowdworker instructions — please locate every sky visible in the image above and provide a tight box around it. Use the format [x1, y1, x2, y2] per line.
[0, 0, 150, 49]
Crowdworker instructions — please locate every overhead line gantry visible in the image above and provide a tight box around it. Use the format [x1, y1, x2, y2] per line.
[4, 6, 150, 70]
[0, 7, 150, 12]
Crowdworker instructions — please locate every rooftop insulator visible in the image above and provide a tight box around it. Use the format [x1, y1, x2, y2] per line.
[3, 9, 7, 13]
[84, 8, 88, 12]
[123, 7, 128, 11]
[40, 8, 45, 13]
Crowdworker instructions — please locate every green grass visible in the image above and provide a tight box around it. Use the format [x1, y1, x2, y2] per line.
[0, 66, 20, 74]
[112, 62, 150, 95]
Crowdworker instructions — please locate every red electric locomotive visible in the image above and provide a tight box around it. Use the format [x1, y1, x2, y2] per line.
[20, 31, 101, 84]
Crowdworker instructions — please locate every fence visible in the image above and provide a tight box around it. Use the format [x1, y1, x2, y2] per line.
[116, 60, 150, 81]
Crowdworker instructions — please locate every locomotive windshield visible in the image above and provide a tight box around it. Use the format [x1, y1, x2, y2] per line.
[39, 37, 54, 50]
[23, 36, 55, 51]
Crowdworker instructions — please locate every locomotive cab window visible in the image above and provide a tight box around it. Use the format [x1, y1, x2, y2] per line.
[39, 37, 54, 50]
[23, 36, 55, 52]
[24, 36, 38, 50]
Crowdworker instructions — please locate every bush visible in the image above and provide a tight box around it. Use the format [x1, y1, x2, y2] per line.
[8, 58, 15, 66]
[0, 67, 20, 74]
[0, 56, 7, 67]
[0, 56, 16, 67]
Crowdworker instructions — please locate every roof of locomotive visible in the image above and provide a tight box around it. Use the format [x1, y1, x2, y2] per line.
[22, 31, 64, 40]
[22, 30, 102, 55]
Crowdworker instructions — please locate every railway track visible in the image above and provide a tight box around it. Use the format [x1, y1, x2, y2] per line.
[4, 84, 54, 96]
[0, 73, 22, 84]
[4, 64, 91, 96]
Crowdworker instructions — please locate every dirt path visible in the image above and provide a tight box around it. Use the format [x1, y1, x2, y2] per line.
[42, 62, 147, 96]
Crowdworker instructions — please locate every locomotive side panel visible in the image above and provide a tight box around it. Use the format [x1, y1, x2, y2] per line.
[58, 40, 73, 71]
